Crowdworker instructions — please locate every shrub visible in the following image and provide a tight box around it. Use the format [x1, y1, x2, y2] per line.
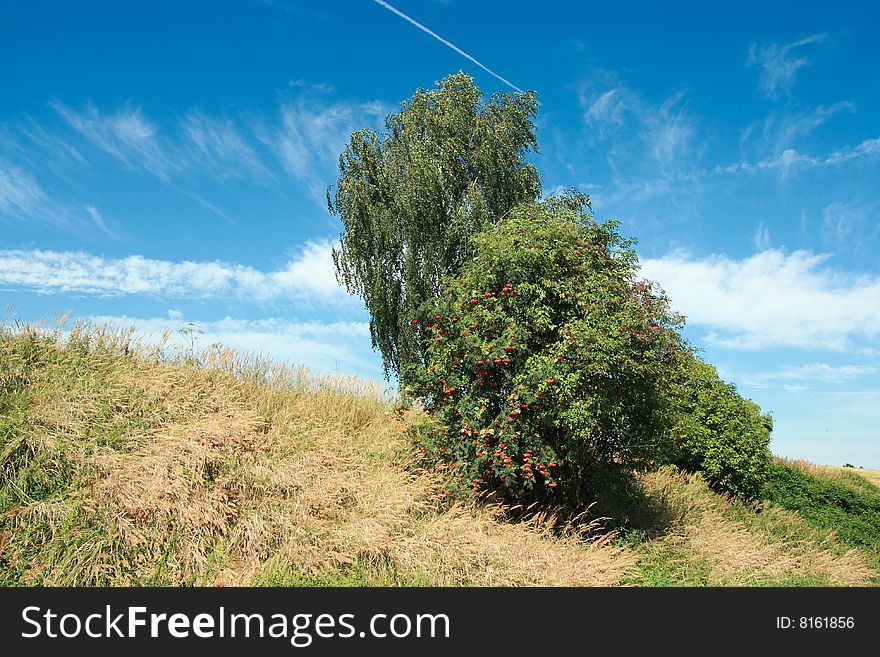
[407, 197, 682, 505]
[666, 352, 772, 498]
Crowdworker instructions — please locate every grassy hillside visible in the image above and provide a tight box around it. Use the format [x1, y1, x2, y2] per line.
[1, 321, 877, 586]
[760, 458, 880, 564]
[620, 468, 875, 586]
[781, 460, 880, 494]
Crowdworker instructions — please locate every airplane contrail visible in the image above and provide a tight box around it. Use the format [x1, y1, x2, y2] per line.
[371, 0, 524, 93]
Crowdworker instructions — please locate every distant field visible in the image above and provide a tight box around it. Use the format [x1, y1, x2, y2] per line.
[780, 458, 880, 494]
[825, 466, 880, 490]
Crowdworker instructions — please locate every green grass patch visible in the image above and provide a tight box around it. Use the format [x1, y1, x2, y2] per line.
[252, 556, 433, 587]
[760, 462, 880, 559]
[621, 540, 714, 586]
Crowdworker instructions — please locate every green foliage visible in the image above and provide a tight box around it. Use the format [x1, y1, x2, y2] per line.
[666, 352, 772, 498]
[408, 197, 682, 505]
[761, 462, 880, 557]
[330, 72, 775, 509]
[330, 72, 541, 384]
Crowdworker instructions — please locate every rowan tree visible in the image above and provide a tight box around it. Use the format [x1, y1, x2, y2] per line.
[409, 197, 684, 504]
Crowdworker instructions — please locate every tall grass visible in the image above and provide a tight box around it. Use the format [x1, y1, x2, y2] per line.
[621, 467, 876, 586]
[761, 458, 880, 563]
[2, 316, 876, 587]
[0, 318, 634, 586]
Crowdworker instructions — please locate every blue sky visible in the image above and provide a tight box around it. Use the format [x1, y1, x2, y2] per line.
[1, 0, 879, 468]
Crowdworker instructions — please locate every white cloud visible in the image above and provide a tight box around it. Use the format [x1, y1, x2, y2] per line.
[82, 314, 381, 379]
[52, 101, 171, 180]
[269, 240, 343, 297]
[746, 34, 828, 98]
[181, 110, 270, 181]
[0, 160, 54, 223]
[751, 363, 878, 384]
[264, 97, 390, 201]
[754, 221, 771, 250]
[640, 248, 880, 350]
[0, 240, 350, 303]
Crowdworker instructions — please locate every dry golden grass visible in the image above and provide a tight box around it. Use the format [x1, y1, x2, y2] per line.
[1, 321, 634, 587]
[3, 319, 874, 587]
[854, 468, 880, 489]
[635, 468, 876, 586]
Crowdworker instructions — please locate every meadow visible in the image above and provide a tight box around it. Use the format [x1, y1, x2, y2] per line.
[1, 319, 877, 586]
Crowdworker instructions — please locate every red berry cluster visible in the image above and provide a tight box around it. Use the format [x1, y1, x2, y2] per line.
[409, 281, 564, 500]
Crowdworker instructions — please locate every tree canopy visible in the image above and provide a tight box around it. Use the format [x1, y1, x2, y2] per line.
[330, 74, 773, 505]
[667, 351, 773, 497]
[330, 72, 541, 384]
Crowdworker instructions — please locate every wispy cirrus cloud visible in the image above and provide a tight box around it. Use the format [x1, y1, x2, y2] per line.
[9, 84, 395, 227]
[754, 221, 771, 250]
[644, 91, 700, 179]
[587, 95, 868, 196]
[262, 96, 390, 201]
[51, 100, 172, 180]
[640, 248, 880, 351]
[821, 200, 879, 249]
[746, 34, 829, 99]
[568, 60, 873, 226]
[750, 101, 856, 154]
[51, 101, 275, 186]
[0, 157, 122, 234]
[748, 363, 878, 385]
[17, 118, 87, 171]
[181, 110, 271, 182]
[577, 81, 703, 187]
[0, 160, 55, 224]
[0, 240, 349, 303]
[574, 134, 880, 216]
[718, 137, 880, 176]
[584, 89, 628, 131]
[83, 204, 118, 238]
